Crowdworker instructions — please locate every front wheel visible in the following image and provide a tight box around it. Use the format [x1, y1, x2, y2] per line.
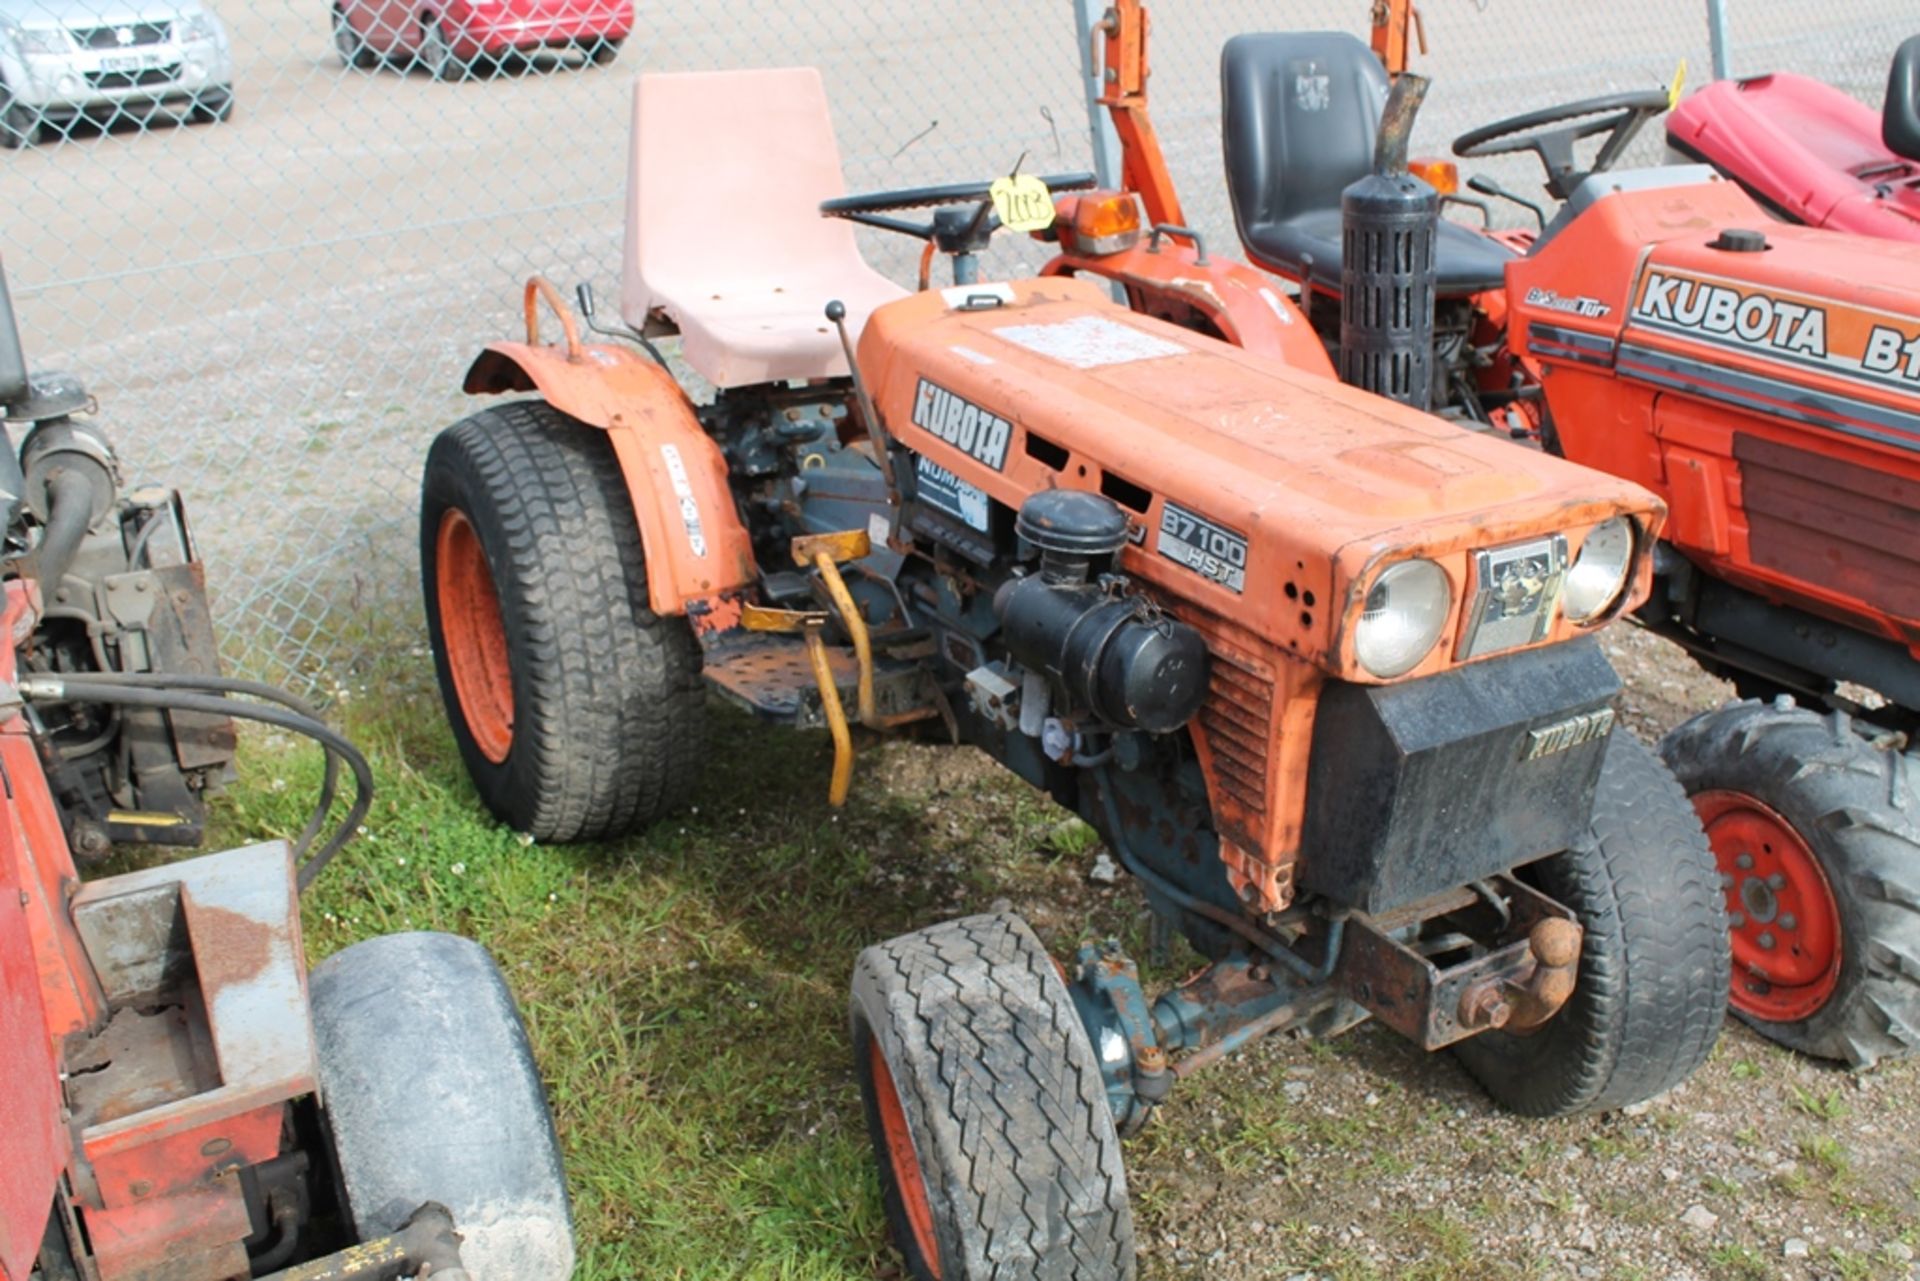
[851, 912, 1135, 1280]
[1453, 731, 1730, 1115]
[420, 400, 706, 841]
[310, 932, 574, 1279]
[1661, 700, 1920, 1066]
[584, 36, 623, 66]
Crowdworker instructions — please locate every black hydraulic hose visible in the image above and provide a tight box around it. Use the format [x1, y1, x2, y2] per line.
[56, 670, 343, 858]
[35, 469, 95, 601]
[17, 674, 371, 892]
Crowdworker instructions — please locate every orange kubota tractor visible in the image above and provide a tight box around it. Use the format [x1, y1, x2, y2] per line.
[1052, 0, 1920, 1068]
[0, 260, 574, 1281]
[421, 68, 1732, 1277]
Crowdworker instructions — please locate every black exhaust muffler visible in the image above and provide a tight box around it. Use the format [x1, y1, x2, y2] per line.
[1339, 73, 1439, 411]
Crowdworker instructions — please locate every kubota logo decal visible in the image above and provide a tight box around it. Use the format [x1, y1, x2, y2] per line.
[1629, 267, 1920, 393]
[912, 379, 1012, 471]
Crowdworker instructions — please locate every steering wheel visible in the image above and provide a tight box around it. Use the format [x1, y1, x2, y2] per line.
[820, 172, 1095, 267]
[1453, 89, 1671, 201]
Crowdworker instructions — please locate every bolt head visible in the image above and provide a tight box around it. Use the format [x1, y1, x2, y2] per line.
[1728, 911, 1746, 928]
[1779, 913, 1798, 931]
[1735, 853, 1755, 870]
[1766, 872, 1787, 891]
[1757, 931, 1776, 950]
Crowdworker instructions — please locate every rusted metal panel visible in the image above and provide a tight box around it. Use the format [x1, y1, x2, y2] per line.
[83, 1180, 251, 1281]
[0, 799, 66, 1281]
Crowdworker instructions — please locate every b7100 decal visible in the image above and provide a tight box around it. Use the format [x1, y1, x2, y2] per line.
[1158, 502, 1248, 593]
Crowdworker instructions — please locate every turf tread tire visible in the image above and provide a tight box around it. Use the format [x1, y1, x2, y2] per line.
[1660, 699, 1920, 1066]
[421, 399, 704, 841]
[1453, 731, 1730, 1115]
[851, 912, 1134, 1280]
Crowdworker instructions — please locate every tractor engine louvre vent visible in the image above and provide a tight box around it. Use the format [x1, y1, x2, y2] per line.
[1199, 652, 1273, 822]
[1733, 433, 1920, 620]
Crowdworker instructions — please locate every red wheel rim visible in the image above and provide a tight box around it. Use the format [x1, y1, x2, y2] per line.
[1693, 789, 1843, 1023]
[435, 509, 514, 764]
[868, 1039, 941, 1278]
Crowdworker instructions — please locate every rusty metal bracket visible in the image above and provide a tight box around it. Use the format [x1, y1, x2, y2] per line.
[258, 1202, 470, 1281]
[1337, 875, 1581, 1050]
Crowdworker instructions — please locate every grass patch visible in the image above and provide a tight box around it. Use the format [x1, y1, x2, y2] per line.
[195, 657, 1120, 1279]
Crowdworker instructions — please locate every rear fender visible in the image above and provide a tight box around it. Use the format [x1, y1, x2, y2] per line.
[1042, 242, 1336, 378]
[463, 340, 756, 616]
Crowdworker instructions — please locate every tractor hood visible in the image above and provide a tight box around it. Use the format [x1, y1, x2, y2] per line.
[859, 277, 1662, 682]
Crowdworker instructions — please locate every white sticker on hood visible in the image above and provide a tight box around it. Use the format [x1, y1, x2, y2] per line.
[992, 314, 1187, 368]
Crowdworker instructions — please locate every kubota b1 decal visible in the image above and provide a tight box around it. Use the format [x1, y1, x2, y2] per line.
[1622, 267, 1920, 453]
[1628, 267, 1920, 395]
[912, 378, 1013, 471]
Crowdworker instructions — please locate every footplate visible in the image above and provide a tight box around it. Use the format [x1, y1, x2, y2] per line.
[701, 632, 940, 730]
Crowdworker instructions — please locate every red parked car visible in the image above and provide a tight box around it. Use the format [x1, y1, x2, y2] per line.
[332, 0, 634, 76]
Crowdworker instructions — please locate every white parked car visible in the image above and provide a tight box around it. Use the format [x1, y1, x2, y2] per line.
[0, 0, 233, 147]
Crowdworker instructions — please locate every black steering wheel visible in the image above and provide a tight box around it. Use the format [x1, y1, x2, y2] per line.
[1453, 88, 1671, 201]
[820, 172, 1096, 257]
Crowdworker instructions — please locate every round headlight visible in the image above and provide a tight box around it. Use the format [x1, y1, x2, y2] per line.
[1564, 517, 1635, 622]
[1355, 558, 1451, 678]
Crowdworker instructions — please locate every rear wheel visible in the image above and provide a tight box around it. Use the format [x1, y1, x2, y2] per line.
[421, 399, 705, 841]
[851, 912, 1134, 1280]
[332, 5, 381, 68]
[1453, 731, 1730, 1115]
[1661, 700, 1920, 1066]
[416, 19, 466, 80]
[1, 79, 41, 149]
[310, 932, 574, 1279]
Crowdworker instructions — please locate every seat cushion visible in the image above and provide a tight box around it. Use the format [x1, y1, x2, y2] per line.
[1242, 209, 1516, 296]
[665, 267, 905, 391]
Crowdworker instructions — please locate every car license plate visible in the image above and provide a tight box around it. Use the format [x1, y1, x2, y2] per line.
[100, 54, 157, 73]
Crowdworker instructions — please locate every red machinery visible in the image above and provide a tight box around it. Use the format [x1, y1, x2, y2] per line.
[1668, 36, 1920, 242]
[0, 259, 574, 1281]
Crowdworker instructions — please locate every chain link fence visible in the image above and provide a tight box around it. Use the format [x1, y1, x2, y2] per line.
[1, 1, 1908, 694]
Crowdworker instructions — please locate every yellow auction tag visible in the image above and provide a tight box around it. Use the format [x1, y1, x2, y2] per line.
[990, 174, 1056, 232]
[1669, 58, 1688, 109]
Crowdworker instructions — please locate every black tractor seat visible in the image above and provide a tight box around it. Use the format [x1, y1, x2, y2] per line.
[1221, 31, 1515, 297]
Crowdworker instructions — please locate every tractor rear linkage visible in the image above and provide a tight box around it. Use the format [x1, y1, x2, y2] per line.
[1067, 867, 1582, 1133]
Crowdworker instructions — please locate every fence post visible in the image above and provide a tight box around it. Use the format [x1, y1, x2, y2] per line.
[1073, 0, 1123, 189]
[1706, 0, 1732, 79]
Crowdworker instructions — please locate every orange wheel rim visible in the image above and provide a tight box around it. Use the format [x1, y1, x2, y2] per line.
[869, 1039, 941, 1278]
[435, 509, 514, 764]
[1694, 790, 1843, 1023]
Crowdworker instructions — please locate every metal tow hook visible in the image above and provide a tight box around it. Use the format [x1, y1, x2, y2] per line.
[1456, 918, 1583, 1033]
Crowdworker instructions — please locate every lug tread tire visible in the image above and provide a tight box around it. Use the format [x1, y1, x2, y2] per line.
[1661, 700, 1920, 1066]
[421, 399, 704, 841]
[851, 912, 1134, 1280]
[1453, 732, 1730, 1115]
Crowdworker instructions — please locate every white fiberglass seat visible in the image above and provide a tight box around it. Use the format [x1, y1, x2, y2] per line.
[620, 67, 908, 389]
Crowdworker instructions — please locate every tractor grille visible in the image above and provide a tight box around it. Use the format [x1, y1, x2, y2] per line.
[1734, 434, 1920, 622]
[1198, 652, 1272, 823]
[72, 22, 171, 48]
[84, 64, 181, 89]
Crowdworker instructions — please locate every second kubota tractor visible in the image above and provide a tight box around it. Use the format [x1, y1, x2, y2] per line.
[1051, 0, 1920, 1067]
[421, 66, 1731, 1278]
